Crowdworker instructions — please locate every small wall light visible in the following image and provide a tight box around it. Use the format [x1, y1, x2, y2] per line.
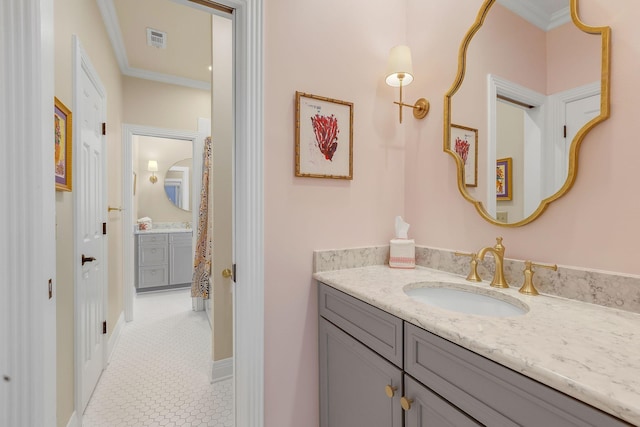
[385, 45, 429, 123]
[148, 160, 158, 184]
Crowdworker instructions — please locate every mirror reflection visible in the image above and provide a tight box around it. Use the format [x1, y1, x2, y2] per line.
[164, 158, 193, 211]
[445, 0, 609, 226]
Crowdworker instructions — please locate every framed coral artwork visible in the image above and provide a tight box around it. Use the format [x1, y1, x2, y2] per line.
[295, 91, 353, 179]
[450, 124, 478, 187]
[54, 97, 73, 191]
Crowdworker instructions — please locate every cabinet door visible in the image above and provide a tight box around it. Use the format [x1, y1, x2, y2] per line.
[169, 240, 193, 285]
[319, 318, 403, 427]
[403, 375, 481, 427]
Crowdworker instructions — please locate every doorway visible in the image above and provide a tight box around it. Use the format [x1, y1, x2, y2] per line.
[3, 0, 263, 424]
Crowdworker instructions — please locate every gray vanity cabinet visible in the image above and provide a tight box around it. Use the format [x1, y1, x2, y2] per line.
[403, 374, 480, 427]
[136, 231, 193, 291]
[169, 232, 192, 285]
[319, 284, 404, 427]
[137, 234, 169, 289]
[319, 319, 403, 427]
[318, 282, 629, 427]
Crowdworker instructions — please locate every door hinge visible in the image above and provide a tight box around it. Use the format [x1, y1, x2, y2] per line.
[232, 263, 236, 282]
[102, 321, 107, 334]
[103, 222, 107, 235]
[563, 125, 567, 138]
[102, 123, 106, 135]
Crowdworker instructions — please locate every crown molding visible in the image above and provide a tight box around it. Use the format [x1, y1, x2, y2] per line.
[96, 0, 211, 91]
[497, 0, 570, 31]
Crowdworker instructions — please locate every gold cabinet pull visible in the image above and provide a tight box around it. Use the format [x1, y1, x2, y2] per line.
[384, 385, 397, 398]
[400, 396, 413, 411]
[222, 268, 232, 278]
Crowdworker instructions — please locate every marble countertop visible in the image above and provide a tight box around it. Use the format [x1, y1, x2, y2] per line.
[135, 228, 192, 234]
[314, 265, 640, 425]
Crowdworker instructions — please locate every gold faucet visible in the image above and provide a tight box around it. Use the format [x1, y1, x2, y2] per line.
[519, 260, 557, 296]
[477, 237, 509, 288]
[454, 251, 482, 282]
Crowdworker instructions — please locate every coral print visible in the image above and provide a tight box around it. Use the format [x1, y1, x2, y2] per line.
[311, 114, 339, 161]
[497, 166, 505, 194]
[454, 136, 470, 165]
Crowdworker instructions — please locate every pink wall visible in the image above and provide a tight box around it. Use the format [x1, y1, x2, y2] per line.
[264, 0, 408, 425]
[264, 1, 640, 426]
[405, 0, 640, 273]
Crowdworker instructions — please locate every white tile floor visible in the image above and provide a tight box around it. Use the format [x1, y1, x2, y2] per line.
[83, 289, 233, 427]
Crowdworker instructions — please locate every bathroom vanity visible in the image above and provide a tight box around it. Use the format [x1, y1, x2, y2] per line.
[135, 229, 193, 292]
[316, 266, 639, 427]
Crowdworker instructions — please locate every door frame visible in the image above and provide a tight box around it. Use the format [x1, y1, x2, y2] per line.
[121, 125, 201, 322]
[1, 0, 56, 425]
[72, 35, 109, 419]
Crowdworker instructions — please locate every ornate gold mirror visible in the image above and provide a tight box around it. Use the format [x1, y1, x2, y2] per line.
[444, 0, 610, 226]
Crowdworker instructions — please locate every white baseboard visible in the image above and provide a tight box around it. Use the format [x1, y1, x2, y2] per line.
[211, 357, 233, 383]
[65, 411, 79, 427]
[107, 311, 125, 363]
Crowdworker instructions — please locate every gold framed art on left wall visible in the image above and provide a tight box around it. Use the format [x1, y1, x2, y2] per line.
[54, 96, 72, 191]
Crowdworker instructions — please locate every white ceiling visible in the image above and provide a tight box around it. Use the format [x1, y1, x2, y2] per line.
[98, 0, 214, 90]
[97, 0, 569, 91]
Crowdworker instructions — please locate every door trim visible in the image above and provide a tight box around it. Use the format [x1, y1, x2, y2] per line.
[72, 35, 109, 419]
[0, 0, 56, 425]
[121, 125, 201, 322]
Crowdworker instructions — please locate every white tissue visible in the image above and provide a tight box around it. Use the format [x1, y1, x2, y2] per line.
[394, 216, 410, 239]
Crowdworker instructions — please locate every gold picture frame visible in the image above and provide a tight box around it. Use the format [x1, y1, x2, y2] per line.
[54, 97, 73, 191]
[295, 91, 353, 180]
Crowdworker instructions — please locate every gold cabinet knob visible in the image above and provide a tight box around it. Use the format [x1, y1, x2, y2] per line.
[400, 396, 413, 411]
[384, 385, 397, 398]
[222, 268, 232, 278]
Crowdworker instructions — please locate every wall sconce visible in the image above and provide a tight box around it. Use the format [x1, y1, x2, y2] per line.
[148, 160, 158, 184]
[385, 45, 429, 123]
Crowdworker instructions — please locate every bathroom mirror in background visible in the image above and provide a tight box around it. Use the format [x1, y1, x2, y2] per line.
[443, 0, 610, 226]
[164, 158, 193, 211]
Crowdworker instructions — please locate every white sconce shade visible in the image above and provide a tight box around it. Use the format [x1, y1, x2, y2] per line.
[148, 160, 159, 183]
[385, 45, 414, 87]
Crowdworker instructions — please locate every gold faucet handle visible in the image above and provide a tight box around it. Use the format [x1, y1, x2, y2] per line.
[454, 251, 482, 282]
[519, 260, 558, 296]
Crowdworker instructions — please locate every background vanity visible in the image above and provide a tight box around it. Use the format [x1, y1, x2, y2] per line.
[135, 228, 193, 292]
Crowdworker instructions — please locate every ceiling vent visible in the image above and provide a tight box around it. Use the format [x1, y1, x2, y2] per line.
[146, 28, 167, 49]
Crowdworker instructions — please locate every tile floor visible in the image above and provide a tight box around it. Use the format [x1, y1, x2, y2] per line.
[83, 288, 233, 427]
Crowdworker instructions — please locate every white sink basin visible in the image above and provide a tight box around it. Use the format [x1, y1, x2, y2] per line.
[404, 283, 528, 317]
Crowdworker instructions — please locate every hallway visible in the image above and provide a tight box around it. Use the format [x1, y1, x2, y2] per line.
[83, 289, 232, 426]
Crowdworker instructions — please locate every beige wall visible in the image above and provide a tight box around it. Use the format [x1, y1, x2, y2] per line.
[135, 135, 193, 223]
[496, 102, 525, 221]
[123, 76, 211, 131]
[211, 14, 234, 362]
[54, 0, 124, 425]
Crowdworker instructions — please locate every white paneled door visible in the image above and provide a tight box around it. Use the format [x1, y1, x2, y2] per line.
[74, 38, 108, 413]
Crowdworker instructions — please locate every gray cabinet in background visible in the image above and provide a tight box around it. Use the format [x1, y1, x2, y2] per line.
[136, 231, 193, 292]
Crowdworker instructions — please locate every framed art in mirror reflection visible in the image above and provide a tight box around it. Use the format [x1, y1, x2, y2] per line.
[451, 124, 478, 187]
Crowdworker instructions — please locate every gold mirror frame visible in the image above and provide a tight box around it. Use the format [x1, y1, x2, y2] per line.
[443, 0, 611, 227]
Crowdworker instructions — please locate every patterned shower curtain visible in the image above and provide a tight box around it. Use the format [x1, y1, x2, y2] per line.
[191, 137, 212, 299]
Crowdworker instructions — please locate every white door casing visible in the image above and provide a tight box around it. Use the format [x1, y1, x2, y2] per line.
[1, 0, 56, 425]
[73, 36, 108, 415]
